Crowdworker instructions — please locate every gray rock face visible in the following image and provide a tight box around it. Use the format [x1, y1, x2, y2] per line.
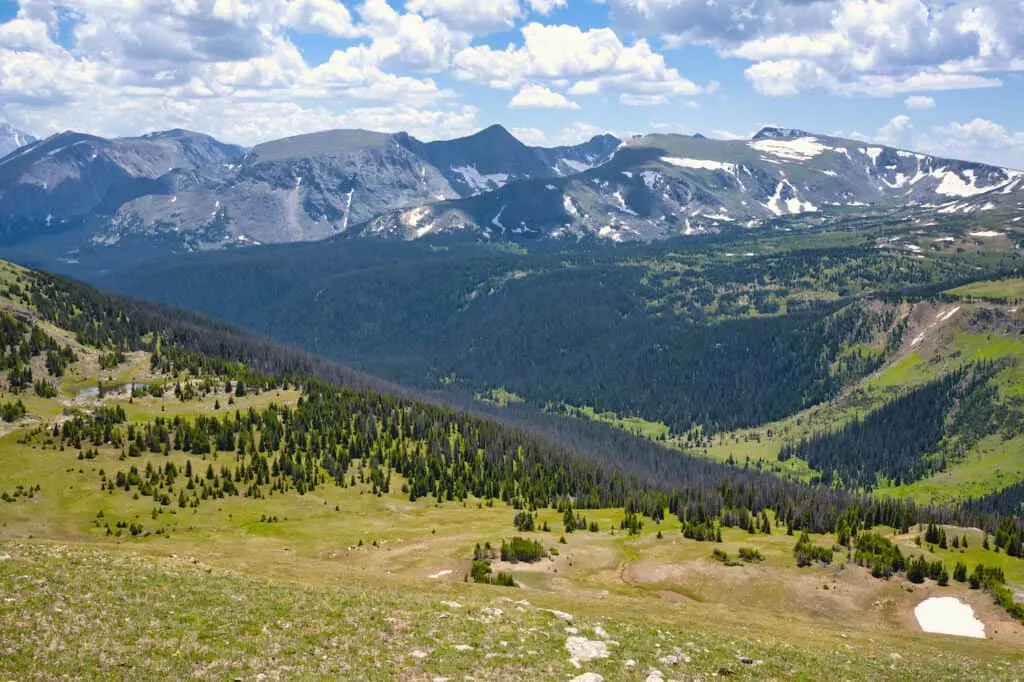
[107, 132, 458, 246]
[0, 129, 242, 242]
[532, 133, 621, 176]
[356, 130, 1023, 243]
[2, 122, 1020, 254]
[88, 126, 625, 248]
[0, 122, 35, 158]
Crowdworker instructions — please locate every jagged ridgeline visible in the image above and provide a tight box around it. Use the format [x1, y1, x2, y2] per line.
[0, 259, 995, 534]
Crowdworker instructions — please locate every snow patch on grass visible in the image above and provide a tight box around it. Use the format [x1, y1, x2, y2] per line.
[914, 597, 985, 638]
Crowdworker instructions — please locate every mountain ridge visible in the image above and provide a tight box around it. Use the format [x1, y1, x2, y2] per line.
[1, 122, 1022, 264]
[357, 128, 1022, 243]
[0, 121, 36, 158]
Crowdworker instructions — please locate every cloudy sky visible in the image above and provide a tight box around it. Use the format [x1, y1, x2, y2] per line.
[1, 0, 1023, 167]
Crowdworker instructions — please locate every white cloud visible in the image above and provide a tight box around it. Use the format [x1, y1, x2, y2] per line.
[875, 114, 914, 147]
[509, 83, 579, 109]
[550, 121, 614, 146]
[453, 23, 704, 104]
[404, 0, 521, 34]
[904, 95, 936, 109]
[836, 115, 1024, 169]
[356, 0, 471, 72]
[619, 93, 666, 106]
[0, 0, 476, 144]
[924, 118, 1024, 168]
[744, 59, 1001, 97]
[615, 0, 1024, 98]
[527, 0, 567, 15]
[611, 0, 832, 44]
[282, 0, 358, 38]
[509, 126, 548, 145]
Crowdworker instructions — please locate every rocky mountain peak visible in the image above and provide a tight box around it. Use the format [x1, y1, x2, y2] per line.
[752, 127, 813, 141]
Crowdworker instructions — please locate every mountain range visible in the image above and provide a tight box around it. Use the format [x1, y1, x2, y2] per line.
[0, 120, 1021, 267]
[361, 127, 1023, 243]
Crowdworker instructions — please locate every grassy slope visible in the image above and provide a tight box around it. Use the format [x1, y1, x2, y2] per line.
[947, 278, 1024, 301]
[4, 261, 1024, 678]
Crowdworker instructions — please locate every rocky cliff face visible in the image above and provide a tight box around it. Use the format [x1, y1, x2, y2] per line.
[0, 129, 243, 242]
[0, 122, 35, 158]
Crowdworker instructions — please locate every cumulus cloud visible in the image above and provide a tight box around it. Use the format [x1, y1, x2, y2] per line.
[509, 83, 579, 109]
[283, 0, 359, 38]
[613, 0, 1024, 98]
[875, 114, 915, 147]
[0, 0, 476, 144]
[744, 59, 1001, 97]
[839, 115, 1024, 169]
[904, 95, 936, 110]
[924, 118, 1024, 168]
[453, 23, 705, 103]
[404, 0, 521, 34]
[527, 0, 568, 15]
[509, 126, 548, 144]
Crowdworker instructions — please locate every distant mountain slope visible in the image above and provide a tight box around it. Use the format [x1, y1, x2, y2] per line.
[105, 125, 622, 246]
[2, 122, 1022, 261]
[358, 127, 1023, 242]
[0, 129, 243, 243]
[402, 124, 553, 195]
[0, 123, 623, 253]
[106, 129, 458, 247]
[0, 122, 35, 157]
[531, 133, 621, 176]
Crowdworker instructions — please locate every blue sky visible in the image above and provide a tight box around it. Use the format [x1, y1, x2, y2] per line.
[0, 0, 1022, 167]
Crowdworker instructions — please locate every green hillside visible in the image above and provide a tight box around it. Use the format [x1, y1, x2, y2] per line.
[4, 258, 1024, 678]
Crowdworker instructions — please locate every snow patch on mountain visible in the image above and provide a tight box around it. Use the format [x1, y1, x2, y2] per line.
[402, 206, 431, 228]
[491, 205, 507, 231]
[450, 165, 510, 193]
[563, 194, 579, 218]
[748, 137, 831, 161]
[661, 156, 736, 173]
[560, 159, 592, 174]
[933, 168, 991, 197]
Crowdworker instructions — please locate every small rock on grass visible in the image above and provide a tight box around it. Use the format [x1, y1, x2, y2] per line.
[569, 674, 603, 682]
[542, 608, 574, 622]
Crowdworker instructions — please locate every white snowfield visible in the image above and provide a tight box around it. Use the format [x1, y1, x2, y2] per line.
[914, 597, 985, 638]
[661, 156, 736, 173]
[748, 137, 833, 161]
[450, 165, 509, 193]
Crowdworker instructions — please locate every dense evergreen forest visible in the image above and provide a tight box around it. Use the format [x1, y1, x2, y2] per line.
[94, 236, 1021, 435]
[778, 363, 1021, 489]
[5, 262, 1024, 539]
